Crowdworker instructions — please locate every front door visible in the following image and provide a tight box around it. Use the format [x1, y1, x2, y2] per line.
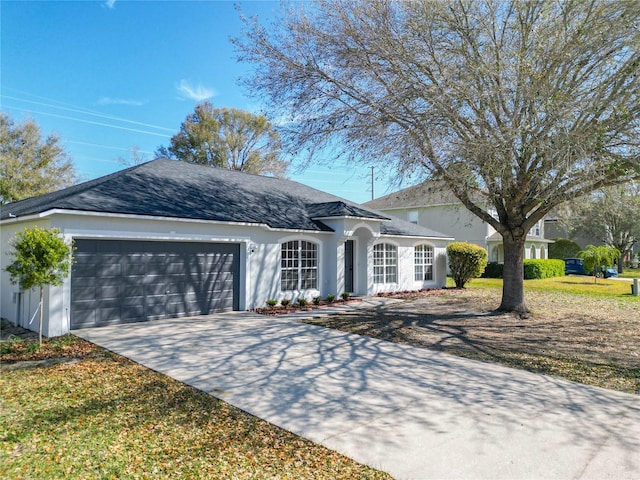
[344, 240, 354, 293]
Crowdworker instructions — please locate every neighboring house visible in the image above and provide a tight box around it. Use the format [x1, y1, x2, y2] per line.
[0, 159, 452, 336]
[365, 181, 552, 263]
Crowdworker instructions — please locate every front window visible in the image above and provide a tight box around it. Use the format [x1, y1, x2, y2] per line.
[373, 243, 397, 284]
[414, 245, 434, 281]
[528, 221, 542, 237]
[281, 240, 318, 290]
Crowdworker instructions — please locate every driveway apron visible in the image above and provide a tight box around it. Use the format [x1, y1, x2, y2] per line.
[76, 312, 640, 480]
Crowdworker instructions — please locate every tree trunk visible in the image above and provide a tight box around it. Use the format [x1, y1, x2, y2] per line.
[38, 287, 43, 348]
[498, 233, 528, 313]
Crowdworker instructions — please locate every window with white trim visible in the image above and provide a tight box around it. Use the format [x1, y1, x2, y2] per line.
[528, 221, 542, 237]
[373, 243, 397, 284]
[414, 245, 434, 281]
[281, 240, 318, 291]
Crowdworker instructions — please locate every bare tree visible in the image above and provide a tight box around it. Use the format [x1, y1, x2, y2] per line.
[116, 145, 149, 167]
[236, 0, 640, 313]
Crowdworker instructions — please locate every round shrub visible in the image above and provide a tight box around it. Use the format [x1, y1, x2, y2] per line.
[447, 242, 488, 288]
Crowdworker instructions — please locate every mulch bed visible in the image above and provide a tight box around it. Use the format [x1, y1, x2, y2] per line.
[252, 297, 363, 315]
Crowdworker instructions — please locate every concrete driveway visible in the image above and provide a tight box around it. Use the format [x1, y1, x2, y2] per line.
[76, 310, 640, 480]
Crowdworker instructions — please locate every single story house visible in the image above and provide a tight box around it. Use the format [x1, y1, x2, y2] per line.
[365, 180, 553, 262]
[0, 159, 452, 336]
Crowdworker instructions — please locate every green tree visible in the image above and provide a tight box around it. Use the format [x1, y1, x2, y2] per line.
[578, 245, 620, 284]
[0, 113, 76, 204]
[447, 242, 488, 289]
[558, 183, 640, 272]
[5, 227, 74, 346]
[237, 0, 640, 313]
[156, 102, 289, 177]
[548, 238, 582, 260]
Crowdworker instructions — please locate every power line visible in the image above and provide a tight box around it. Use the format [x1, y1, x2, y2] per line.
[2, 94, 175, 132]
[3, 105, 171, 138]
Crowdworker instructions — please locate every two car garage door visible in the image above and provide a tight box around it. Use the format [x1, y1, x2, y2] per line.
[71, 239, 239, 329]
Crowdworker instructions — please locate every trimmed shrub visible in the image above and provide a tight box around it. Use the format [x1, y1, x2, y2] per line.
[447, 242, 488, 288]
[523, 259, 565, 279]
[482, 262, 503, 278]
[549, 238, 581, 259]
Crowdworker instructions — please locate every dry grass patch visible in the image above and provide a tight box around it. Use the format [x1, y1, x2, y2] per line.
[303, 285, 639, 395]
[0, 338, 391, 480]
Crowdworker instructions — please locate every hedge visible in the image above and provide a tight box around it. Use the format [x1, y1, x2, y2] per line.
[482, 262, 503, 278]
[523, 259, 565, 279]
[482, 260, 565, 279]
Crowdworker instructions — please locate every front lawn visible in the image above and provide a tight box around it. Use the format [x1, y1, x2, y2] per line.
[304, 279, 639, 395]
[0, 338, 390, 480]
[620, 269, 640, 279]
[457, 275, 640, 298]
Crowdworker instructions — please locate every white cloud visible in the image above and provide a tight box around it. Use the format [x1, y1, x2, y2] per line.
[97, 97, 145, 107]
[104, 0, 116, 9]
[176, 79, 217, 102]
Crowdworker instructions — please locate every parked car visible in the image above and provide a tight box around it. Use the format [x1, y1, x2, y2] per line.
[565, 258, 618, 277]
[599, 266, 618, 278]
[564, 258, 585, 275]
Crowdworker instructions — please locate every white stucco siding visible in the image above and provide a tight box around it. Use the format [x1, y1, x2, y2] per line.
[381, 205, 489, 249]
[370, 237, 449, 294]
[1, 211, 450, 337]
[0, 219, 57, 335]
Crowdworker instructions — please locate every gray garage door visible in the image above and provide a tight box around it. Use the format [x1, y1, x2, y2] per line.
[71, 239, 239, 329]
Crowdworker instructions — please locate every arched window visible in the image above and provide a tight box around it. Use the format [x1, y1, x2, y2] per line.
[414, 245, 434, 281]
[281, 240, 318, 291]
[530, 245, 537, 259]
[373, 243, 397, 284]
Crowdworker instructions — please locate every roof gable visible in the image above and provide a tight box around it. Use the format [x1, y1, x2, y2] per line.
[308, 201, 389, 221]
[364, 180, 484, 210]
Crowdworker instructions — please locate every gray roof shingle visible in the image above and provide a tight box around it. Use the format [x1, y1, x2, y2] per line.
[1, 159, 450, 238]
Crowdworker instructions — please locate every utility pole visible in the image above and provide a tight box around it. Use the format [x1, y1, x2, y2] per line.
[371, 166, 375, 201]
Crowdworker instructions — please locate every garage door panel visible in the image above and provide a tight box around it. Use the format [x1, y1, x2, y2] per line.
[125, 263, 146, 276]
[97, 285, 120, 300]
[72, 307, 97, 328]
[97, 264, 122, 276]
[71, 240, 239, 329]
[72, 264, 97, 278]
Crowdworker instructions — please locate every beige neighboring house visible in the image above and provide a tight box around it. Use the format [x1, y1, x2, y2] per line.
[365, 181, 553, 263]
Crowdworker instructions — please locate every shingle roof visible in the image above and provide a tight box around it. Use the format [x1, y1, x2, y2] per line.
[1, 159, 450, 238]
[364, 179, 484, 210]
[307, 201, 389, 221]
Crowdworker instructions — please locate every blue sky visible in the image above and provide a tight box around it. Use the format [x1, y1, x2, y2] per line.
[1, 0, 394, 204]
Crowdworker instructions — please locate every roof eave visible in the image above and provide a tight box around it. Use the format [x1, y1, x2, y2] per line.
[0, 209, 335, 234]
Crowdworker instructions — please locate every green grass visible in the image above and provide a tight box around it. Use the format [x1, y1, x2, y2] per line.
[620, 269, 640, 279]
[457, 275, 640, 300]
[0, 339, 391, 480]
